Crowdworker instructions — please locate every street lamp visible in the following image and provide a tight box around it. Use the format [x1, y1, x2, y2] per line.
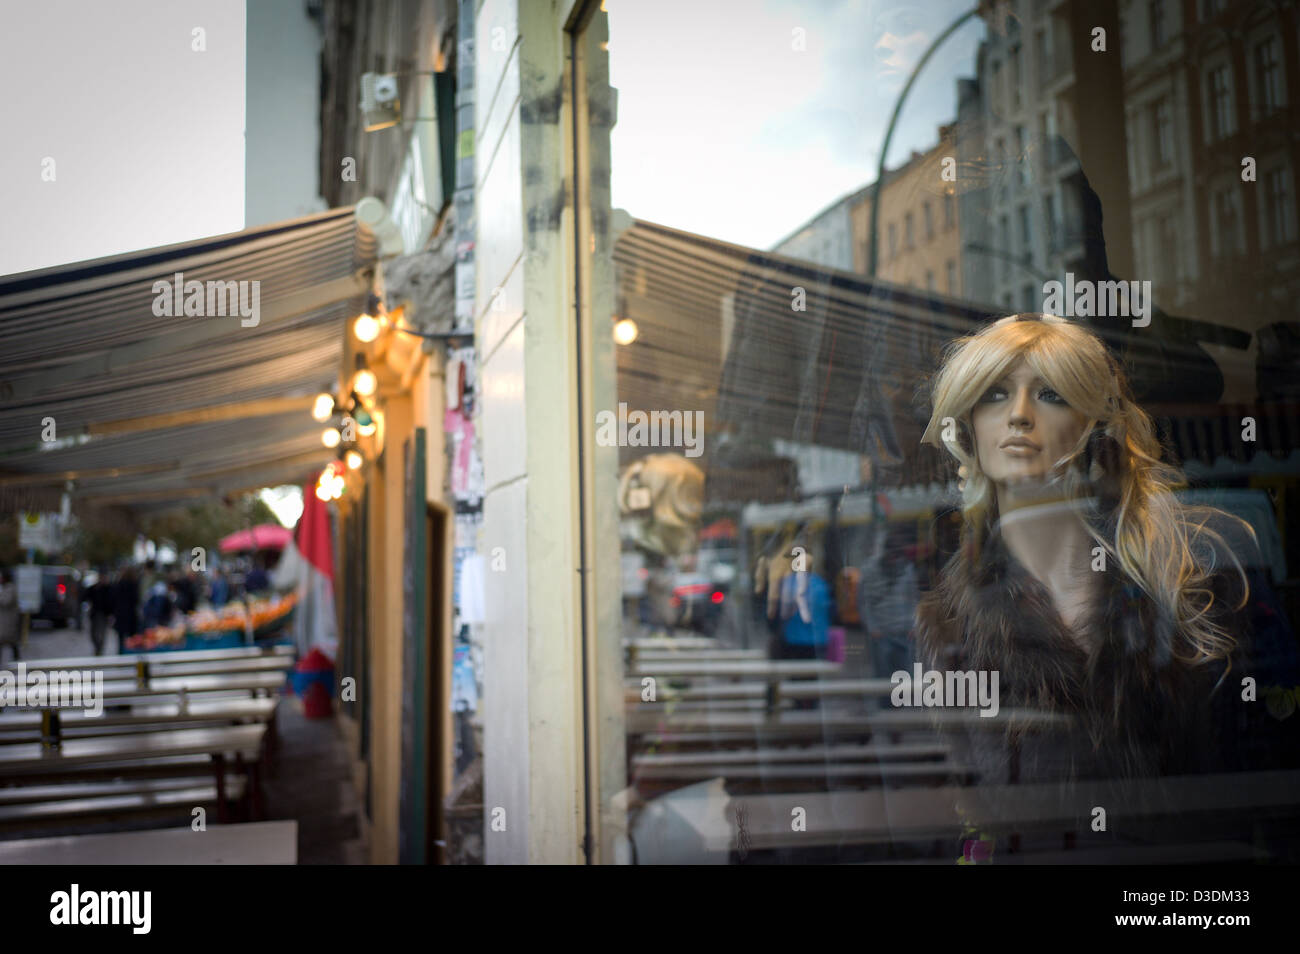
[867, 6, 980, 278]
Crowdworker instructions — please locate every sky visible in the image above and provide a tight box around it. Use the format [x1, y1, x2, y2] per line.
[0, 0, 245, 277]
[607, 0, 984, 250]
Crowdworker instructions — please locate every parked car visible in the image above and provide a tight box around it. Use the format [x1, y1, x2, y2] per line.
[33, 566, 81, 629]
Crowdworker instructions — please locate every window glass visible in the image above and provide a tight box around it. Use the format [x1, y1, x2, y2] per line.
[604, 0, 1300, 866]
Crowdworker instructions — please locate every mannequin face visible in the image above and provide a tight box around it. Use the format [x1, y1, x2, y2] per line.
[970, 359, 1089, 496]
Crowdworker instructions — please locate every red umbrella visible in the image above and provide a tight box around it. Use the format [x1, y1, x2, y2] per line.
[218, 523, 293, 554]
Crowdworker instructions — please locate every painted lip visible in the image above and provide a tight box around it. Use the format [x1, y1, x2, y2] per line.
[1000, 436, 1040, 450]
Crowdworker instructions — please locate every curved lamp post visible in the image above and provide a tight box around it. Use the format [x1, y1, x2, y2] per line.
[866, 7, 980, 278]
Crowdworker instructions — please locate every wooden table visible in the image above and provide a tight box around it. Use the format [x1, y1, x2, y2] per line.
[7, 645, 293, 673]
[630, 649, 767, 664]
[630, 660, 842, 680]
[626, 707, 1069, 739]
[0, 698, 278, 743]
[0, 819, 297, 864]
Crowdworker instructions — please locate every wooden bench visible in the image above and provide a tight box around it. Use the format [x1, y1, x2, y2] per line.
[0, 776, 249, 834]
[0, 724, 269, 822]
[0, 698, 278, 744]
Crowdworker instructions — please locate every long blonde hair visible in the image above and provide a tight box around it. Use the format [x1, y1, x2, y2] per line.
[920, 314, 1251, 667]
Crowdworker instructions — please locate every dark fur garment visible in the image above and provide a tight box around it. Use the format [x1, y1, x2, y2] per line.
[914, 521, 1249, 784]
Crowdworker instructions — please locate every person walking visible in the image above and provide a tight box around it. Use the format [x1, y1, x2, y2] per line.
[112, 567, 141, 654]
[0, 569, 20, 663]
[86, 568, 113, 655]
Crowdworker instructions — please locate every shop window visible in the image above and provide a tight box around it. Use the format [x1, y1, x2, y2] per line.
[923, 201, 933, 241]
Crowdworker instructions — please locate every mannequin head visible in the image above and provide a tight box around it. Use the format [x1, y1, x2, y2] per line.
[922, 314, 1249, 665]
[922, 314, 1141, 519]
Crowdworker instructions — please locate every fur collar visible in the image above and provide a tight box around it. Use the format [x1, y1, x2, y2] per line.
[915, 522, 1236, 778]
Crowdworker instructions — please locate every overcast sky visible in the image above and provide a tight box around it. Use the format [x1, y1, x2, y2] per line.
[0, 0, 985, 276]
[0, 0, 244, 277]
[607, 0, 983, 250]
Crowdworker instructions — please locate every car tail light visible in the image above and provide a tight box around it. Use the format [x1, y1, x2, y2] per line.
[710, 591, 724, 604]
[56, 583, 66, 597]
[673, 583, 709, 597]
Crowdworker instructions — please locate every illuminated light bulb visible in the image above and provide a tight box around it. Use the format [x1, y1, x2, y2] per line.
[354, 313, 381, 343]
[311, 393, 335, 422]
[358, 417, 377, 437]
[613, 317, 639, 345]
[353, 368, 378, 397]
[322, 427, 341, 448]
[315, 483, 330, 501]
[345, 450, 363, 470]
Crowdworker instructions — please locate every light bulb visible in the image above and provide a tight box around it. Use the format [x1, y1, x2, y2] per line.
[315, 483, 330, 501]
[613, 317, 639, 345]
[358, 419, 377, 436]
[311, 393, 335, 422]
[353, 368, 378, 397]
[322, 427, 341, 448]
[354, 313, 381, 343]
[346, 450, 363, 470]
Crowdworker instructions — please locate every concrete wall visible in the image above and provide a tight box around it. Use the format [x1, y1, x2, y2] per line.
[476, 0, 619, 863]
[246, 0, 327, 227]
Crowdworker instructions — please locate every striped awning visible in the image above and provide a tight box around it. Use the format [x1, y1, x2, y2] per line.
[0, 208, 376, 513]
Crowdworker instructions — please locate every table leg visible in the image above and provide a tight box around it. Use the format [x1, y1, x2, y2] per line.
[211, 753, 228, 823]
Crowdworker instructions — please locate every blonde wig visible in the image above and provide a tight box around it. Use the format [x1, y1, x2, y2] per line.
[920, 314, 1252, 668]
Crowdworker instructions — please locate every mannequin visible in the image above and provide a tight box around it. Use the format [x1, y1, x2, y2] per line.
[913, 314, 1300, 858]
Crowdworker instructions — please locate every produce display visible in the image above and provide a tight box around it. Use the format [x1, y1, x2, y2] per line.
[124, 591, 298, 652]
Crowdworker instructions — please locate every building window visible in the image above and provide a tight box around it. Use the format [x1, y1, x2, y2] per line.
[999, 214, 1010, 277]
[1153, 98, 1173, 168]
[1207, 64, 1234, 139]
[1015, 126, 1029, 185]
[887, 222, 897, 258]
[1018, 203, 1032, 248]
[1211, 185, 1242, 258]
[1149, 0, 1166, 50]
[991, 60, 1002, 112]
[1002, 292, 1014, 311]
[944, 193, 955, 229]
[904, 212, 914, 249]
[925, 270, 936, 292]
[1044, 193, 1058, 245]
[923, 201, 933, 241]
[1255, 36, 1282, 117]
[1035, 29, 1049, 83]
[1010, 45, 1022, 111]
[1263, 167, 1296, 247]
[946, 259, 958, 294]
[1022, 283, 1037, 312]
[1156, 213, 1180, 285]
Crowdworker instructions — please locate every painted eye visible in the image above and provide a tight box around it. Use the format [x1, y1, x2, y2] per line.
[1038, 387, 1067, 405]
[977, 386, 1006, 404]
